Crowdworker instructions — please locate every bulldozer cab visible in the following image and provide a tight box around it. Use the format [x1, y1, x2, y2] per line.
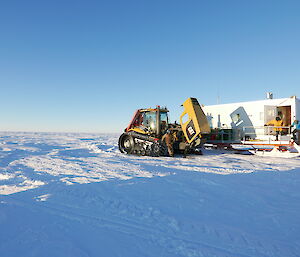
[126, 107, 169, 137]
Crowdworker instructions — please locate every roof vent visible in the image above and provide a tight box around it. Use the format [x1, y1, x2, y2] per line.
[266, 92, 273, 99]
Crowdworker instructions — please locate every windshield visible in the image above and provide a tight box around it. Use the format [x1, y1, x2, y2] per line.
[142, 111, 157, 131]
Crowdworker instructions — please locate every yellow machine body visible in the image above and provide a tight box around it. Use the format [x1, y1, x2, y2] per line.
[128, 127, 148, 134]
[180, 98, 211, 144]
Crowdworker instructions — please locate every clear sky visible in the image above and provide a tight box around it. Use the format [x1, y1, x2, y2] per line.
[1, 0, 299, 133]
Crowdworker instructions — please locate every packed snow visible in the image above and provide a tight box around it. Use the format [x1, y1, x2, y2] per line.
[0, 132, 300, 257]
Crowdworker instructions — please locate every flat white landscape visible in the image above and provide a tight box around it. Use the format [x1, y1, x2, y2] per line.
[0, 132, 300, 257]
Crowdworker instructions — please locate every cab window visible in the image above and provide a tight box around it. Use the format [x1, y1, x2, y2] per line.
[142, 112, 157, 131]
[160, 112, 168, 133]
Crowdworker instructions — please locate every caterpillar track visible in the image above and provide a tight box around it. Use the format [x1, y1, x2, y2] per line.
[118, 132, 168, 157]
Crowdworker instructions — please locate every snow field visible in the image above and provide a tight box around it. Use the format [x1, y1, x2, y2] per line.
[0, 132, 300, 257]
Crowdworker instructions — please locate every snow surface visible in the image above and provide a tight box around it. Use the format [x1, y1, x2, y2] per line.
[0, 132, 300, 257]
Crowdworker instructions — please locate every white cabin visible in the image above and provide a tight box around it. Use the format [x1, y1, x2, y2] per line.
[203, 95, 300, 141]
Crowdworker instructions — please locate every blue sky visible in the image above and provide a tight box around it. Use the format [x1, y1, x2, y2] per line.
[0, 0, 299, 132]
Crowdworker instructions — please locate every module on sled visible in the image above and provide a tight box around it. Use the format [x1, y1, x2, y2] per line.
[118, 98, 210, 157]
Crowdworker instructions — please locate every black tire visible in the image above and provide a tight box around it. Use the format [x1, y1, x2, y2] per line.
[118, 133, 135, 154]
[145, 145, 152, 156]
[159, 142, 169, 156]
[140, 148, 146, 156]
[151, 143, 161, 157]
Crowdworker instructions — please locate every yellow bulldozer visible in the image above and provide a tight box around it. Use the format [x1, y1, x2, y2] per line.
[118, 97, 211, 157]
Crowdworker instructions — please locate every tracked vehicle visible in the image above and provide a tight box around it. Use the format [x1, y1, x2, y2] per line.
[118, 98, 211, 156]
